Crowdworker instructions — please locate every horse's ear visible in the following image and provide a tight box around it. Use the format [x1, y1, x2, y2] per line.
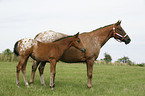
[115, 20, 121, 26]
[74, 32, 79, 38]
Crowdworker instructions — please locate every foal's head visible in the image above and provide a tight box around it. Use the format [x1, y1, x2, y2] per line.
[71, 32, 86, 53]
[112, 21, 131, 44]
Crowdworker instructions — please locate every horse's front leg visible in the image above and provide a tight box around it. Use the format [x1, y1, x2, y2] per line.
[49, 59, 56, 90]
[86, 58, 94, 88]
[30, 60, 40, 85]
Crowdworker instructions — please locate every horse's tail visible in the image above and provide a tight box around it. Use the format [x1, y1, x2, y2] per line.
[14, 41, 19, 56]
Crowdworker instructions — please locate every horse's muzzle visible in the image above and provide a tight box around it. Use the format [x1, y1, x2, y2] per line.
[124, 36, 131, 44]
[81, 48, 86, 53]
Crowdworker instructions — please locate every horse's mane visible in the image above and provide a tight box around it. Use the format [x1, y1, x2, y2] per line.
[34, 33, 40, 39]
[91, 24, 113, 32]
[53, 36, 73, 42]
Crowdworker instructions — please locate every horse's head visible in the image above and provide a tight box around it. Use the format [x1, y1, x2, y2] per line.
[71, 32, 86, 53]
[112, 21, 131, 44]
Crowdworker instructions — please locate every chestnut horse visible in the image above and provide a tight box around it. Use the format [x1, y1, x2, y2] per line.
[30, 21, 131, 88]
[14, 32, 86, 89]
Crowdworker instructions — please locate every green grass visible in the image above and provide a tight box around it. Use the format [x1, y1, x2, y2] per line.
[0, 61, 145, 96]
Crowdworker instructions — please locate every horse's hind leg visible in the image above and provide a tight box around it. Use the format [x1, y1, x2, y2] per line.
[16, 61, 22, 87]
[16, 56, 28, 87]
[38, 62, 46, 86]
[21, 57, 29, 87]
[49, 59, 56, 90]
[30, 60, 40, 85]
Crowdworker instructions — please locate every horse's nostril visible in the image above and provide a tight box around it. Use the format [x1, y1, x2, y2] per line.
[127, 38, 131, 43]
[128, 38, 131, 41]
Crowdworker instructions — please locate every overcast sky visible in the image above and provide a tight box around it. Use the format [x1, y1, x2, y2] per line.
[0, 0, 145, 63]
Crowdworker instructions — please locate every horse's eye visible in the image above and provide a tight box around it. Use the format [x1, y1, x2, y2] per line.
[118, 28, 122, 32]
[77, 40, 80, 43]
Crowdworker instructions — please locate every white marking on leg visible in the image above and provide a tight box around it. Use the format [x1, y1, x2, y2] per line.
[16, 78, 19, 86]
[50, 73, 54, 88]
[25, 82, 29, 86]
[40, 75, 46, 86]
[22, 73, 29, 87]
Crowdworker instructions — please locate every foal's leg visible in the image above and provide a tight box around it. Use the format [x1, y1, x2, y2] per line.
[49, 59, 56, 90]
[86, 58, 94, 88]
[16, 56, 28, 87]
[21, 57, 29, 87]
[38, 62, 46, 86]
[30, 60, 40, 84]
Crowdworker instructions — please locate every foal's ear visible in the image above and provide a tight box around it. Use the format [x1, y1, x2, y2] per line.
[115, 20, 122, 26]
[74, 32, 79, 38]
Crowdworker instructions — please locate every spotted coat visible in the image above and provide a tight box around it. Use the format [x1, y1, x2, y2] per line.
[18, 30, 67, 52]
[35, 30, 68, 43]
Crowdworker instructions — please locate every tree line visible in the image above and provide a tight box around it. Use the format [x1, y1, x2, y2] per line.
[101, 52, 145, 67]
[101, 52, 131, 64]
[0, 49, 144, 67]
[0, 49, 33, 62]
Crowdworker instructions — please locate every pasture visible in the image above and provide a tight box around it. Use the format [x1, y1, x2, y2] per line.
[0, 61, 145, 96]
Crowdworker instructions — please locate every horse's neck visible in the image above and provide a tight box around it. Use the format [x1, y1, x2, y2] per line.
[91, 25, 113, 47]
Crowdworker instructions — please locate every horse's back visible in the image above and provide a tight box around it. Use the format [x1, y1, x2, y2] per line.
[35, 30, 68, 42]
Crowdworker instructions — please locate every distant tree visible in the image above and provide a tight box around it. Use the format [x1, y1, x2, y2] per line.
[3, 49, 12, 55]
[137, 63, 145, 67]
[103, 53, 112, 63]
[117, 56, 131, 63]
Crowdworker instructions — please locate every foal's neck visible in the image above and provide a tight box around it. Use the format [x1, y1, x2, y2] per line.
[54, 37, 73, 50]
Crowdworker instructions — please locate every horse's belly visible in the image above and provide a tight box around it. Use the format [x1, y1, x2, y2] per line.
[60, 47, 86, 63]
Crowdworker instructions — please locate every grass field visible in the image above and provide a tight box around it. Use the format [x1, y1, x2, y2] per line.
[0, 61, 145, 96]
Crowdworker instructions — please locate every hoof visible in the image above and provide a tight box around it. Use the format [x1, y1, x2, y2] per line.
[17, 85, 20, 88]
[41, 83, 46, 86]
[53, 83, 55, 88]
[25, 82, 30, 87]
[30, 83, 33, 86]
[50, 83, 55, 89]
[87, 84, 92, 88]
[29, 81, 33, 84]
[26, 85, 30, 87]
[51, 88, 54, 90]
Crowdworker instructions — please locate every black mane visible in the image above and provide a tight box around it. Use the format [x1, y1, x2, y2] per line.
[91, 24, 113, 32]
[34, 33, 40, 39]
[53, 36, 73, 42]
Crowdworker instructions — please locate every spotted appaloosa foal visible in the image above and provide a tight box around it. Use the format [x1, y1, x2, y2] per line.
[14, 32, 86, 89]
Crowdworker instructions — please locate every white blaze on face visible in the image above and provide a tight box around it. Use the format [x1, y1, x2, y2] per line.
[35, 30, 67, 43]
[20, 38, 35, 52]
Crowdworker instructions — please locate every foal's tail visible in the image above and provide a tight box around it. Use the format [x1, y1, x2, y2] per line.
[14, 41, 20, 56]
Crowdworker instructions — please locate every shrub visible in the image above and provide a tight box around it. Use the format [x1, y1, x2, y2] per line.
[137, 63, 145, 67]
